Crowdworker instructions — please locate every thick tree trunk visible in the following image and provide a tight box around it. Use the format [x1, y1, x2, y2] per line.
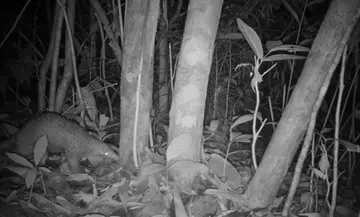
[119, 0, 159, 167]
[244, 0, 360, 208]
[166, 0, 223, 178]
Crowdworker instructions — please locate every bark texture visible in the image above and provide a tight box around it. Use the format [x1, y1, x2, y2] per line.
[244, 0, 360, 208]
[119, 0, 160, 166]
[167, 0, 223, 163]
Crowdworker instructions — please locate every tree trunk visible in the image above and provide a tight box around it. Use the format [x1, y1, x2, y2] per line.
[55, 0, 76, 112]
[166, 0, 223, 182]
[119, 0, 160, 167]
[158, 35, 170, 115]
[48, 0, 66, 112]
[38, 3, 60, 111]
[244, 0, 360, 208]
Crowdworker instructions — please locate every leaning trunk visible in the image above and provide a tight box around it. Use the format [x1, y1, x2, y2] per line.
[244, 0, 360, 208]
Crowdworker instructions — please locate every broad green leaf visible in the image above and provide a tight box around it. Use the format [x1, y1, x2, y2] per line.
[236, 18, 263, 59]
[231, 134, 253, 143]
[230, 114, 254, 131]
[247, 109, 263, 121]
[6, 165, 30, 177]
[25, 168, 37, 188]
[34, 135, 48, 166]
[6, 152, 33, 168]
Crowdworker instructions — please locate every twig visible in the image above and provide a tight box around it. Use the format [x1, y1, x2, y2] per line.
[89, 0, 122, 65]
[0, 0, 31, 50]
[96, 13, 114, 121]
[330, 45, 347, 217]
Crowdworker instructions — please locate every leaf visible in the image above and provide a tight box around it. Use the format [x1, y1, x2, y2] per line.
[163, 125, 169, 133]
[299, 213, 321, 217]
[89, 79, 106, 98]
[267, 44, 310, 54]
[209, 120, 219, 132]
[208, 154, 242, 185]
[1, 123, 19, 135]
[97, 130, 107, 141]
[6, 152, 34, 168]
[80, 86, 97, 121]
[156, 134, 163, 143]
[173, 188, 187, 217]
[73, 192, 96, 205]
[236, 18, 263, 59]
[38, 167, 51, 173]
[140, 163, 166, 179]
[230, 134, 253, 143]
[229, 131, 242, 142]
[318, 152, 329, 173]
[320, 128, 332, 134]
[263, 54, 307, 62]
[230, 114, 254, 131]
[25, 167, 37, 188]
[265, 40, 283, 51]
[299, 38, 313, 46]
[19, 95, 31, 106]
[66, 173, 95, 183]
[281, 0, 300, 24]
[34, 135, 48, 166]
[5, 165, 30, 177]
[300, 191, 313, 208]
[270, 196, 284, 209]
[247, 109, 263, 121]
[99, 114, 109, 127]
[311, 168, 327, 180]
[339, 140, 360, 152]
[0, 113, 11, 120]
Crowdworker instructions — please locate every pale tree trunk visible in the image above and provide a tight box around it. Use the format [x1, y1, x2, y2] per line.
[119, 0, 160, 167]
[244, 0, 360, 208]
[166, 0, 223, 182]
